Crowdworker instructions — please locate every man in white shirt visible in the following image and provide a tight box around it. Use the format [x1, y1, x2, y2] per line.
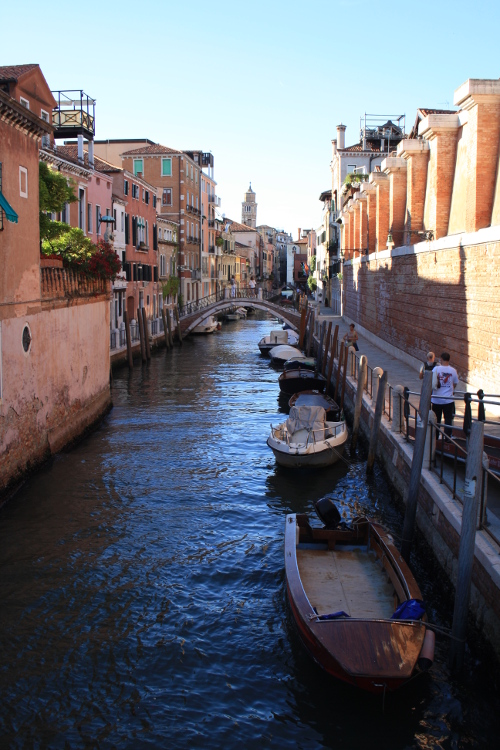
[431, 351, 459, 437]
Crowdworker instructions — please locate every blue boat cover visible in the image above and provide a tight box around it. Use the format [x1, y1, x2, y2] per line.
[391, 599, 426, 621]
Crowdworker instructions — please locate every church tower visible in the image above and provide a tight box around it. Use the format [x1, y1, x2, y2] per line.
[241, 183, 257, 228]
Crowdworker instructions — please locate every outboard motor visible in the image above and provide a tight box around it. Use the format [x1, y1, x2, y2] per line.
[314, 498, 341, 529]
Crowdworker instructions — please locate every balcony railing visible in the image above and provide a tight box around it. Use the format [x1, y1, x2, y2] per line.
[208, 194, 221, 206]
[51, 90, 96, 140]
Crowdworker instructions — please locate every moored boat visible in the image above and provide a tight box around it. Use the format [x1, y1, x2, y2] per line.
[288, 390, 340, 422]
[285, 501, 434, 693]
[269, 345, 303, 367]
[258, 329, 299, 355]
[192, 315, 219, 334]
[278, 367, 327, 395]
[267, 405, 347, 468]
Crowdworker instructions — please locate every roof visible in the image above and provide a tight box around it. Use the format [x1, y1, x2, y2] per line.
[341, 142, 383, 153]
[319, 189, 332, 201]
[409, 107, 457, 138]
[226, 218, 258, 233]
[53, 144, 121, 173]
[0, 64, 39, 82]
[121, 144, 179, 156]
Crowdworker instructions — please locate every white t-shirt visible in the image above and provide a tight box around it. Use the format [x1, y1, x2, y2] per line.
[431, 365, 459, 404]
[249, 279, 256, 289]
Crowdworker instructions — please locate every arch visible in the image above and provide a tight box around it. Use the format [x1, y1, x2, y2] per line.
[181, 299, 301, 336]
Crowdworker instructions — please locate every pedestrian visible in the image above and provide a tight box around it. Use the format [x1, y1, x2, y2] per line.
[230, 275, 236, 298]
[248, 276, 256, 298]
[431, 351, 459, 438]
[343, 323, 359, 352]
[419, 351, 438, 380]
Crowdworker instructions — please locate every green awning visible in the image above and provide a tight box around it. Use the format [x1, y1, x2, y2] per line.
[0, 190, 18, 223]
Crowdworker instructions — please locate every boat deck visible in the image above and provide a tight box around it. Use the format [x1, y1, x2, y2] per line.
[297, 545, 395, 619]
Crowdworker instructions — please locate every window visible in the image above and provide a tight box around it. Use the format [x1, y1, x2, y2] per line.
[187, 191, 189, 206]
[142, 189, 145, 202]
[87, 203, 93, 233]
[61, 202, 69, 224]
[162, 188, 172, 206]
[78, 188, 85, 231]
[191, 165, 194, 180]
[19, 167, 28, 198]
[125, 214, 130, 245]
[196, 196, 199, 210]
[347, 164, 357, 174]
[20, 97, 29, 109]
[133, 159, 143, 176]
[195, 170, 198, 185]
[153, 194, 157, 209]
[160, 254, 166, 276]
[40, 110, 50, 148]
[96, 205, 101, 235]
[132, 184, 139, 199]
[161, 158, 172, 176]
[145, 190, 149, 205]
[124, 179, 129, 196]
[121, 211, 124, 232]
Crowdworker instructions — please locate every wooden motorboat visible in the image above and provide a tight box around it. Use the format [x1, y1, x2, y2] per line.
[192, 315, 219, 334]
[279, 367, 327, 395]
[267, 405, 348, 468]
[258, 329, 299, 355]
[289, 390, 340, 422]
[269, 345, 303, 367]
[285, 501, 434, 693]
[283, 356, 316, 372]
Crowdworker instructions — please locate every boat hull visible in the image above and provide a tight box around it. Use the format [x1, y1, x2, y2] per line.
[267, 434, 347, 468]
[284, 514, 429, 693]
[278, 370, 327, 395]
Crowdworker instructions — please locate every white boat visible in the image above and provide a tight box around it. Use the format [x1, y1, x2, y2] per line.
[267, 405, 348, 468]
[269, 345, 303, 366]
[193, 315, 219, 334]
[236, 307, 247, 317]
[258, 328, 299, 355]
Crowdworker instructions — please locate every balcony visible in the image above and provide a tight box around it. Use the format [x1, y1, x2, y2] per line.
[51, 90, 96, 141]
[191, 269, 201, 280]
[208, 194, 221, 206]
[208, 220, 215, 228]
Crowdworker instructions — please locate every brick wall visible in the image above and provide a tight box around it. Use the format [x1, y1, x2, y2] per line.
[343, 239, 500, 391]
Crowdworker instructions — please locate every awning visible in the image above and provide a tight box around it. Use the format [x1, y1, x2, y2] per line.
[0, 190, 18, 223]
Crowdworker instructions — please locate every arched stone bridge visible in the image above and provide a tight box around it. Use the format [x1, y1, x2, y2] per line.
[178, 295, 301, 336]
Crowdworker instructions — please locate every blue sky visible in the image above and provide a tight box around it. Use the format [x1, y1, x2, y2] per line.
[2, 0, 499, 236]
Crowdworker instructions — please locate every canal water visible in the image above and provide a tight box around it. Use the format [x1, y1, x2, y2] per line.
[1, 314, 499, 749]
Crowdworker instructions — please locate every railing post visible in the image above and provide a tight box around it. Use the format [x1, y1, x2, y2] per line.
[392, 385, 404, 433]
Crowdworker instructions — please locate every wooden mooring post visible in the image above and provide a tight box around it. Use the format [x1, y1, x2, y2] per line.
[174, 306, 183, 344]
[449, 420, 485, 673]
[316, 322, 326, 371]
[367, 370, 388, 473]
[334, 342, 344, 403]
[340, 346, 348, 410]
[161, 307, 170, 350]
[322, 322, 332, 377]
[166, 308, 174, 347]
[142, 307, 151, 360]
[326, 325, 338, 395]
[137, 308, 147, 362]
[400, 371, 433, 563]
[351, 354, 367, 451]
[123, 310, 133, 369]
[306, 311, 315, 357]
[298, 308, 307, 350]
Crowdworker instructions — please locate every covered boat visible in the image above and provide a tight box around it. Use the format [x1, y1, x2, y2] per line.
[258, 329, 299, 355]
[267, 405, 347, 468]
[269, 345, 303, 367]
[288, 390, 340, 422]
[285, 502, 435, 693]
[278, 367, 327, 395]
[283, 356, 316, 372]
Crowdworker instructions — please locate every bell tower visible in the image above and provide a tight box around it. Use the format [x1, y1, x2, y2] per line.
[241, 183, 257, 228]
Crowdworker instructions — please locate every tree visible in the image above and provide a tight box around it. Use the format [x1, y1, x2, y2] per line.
[39, 161, 77, 241]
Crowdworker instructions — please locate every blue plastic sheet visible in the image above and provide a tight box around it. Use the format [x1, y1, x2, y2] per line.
[391, 599, 426, 621]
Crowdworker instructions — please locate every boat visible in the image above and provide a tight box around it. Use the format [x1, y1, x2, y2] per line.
[278, 367, 327, 395]
[267, 405, 348, 468]
[225, 310, 240, 321]
[269, 345, 303, 367]
[258, 329, 299, 355]
[236, 307, 248, 317]
[192, 315, 219, 334]
[285, 499, 435, 693]
[283, 356, 316, 372]
[289, 390, 340, 422]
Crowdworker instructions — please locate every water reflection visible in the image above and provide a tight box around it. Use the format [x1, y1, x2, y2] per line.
[0, 313, 499, 749]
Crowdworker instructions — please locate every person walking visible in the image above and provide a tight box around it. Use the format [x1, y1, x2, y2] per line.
[248, 276, 256, 298]
[419, 351, 438, 379]
[230, 275, 236, 298]
[343, 323, 359, 352]
[431, 351, 459, 437]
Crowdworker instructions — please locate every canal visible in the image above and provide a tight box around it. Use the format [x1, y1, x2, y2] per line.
[0, 314, 499, 749]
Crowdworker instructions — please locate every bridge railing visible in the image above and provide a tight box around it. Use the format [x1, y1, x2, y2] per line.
[178, 287, 279, 318]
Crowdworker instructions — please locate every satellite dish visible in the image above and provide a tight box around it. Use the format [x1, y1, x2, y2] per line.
[222, 213, 225, 219]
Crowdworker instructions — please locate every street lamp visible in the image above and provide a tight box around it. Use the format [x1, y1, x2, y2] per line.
[99, 214, 115, 242]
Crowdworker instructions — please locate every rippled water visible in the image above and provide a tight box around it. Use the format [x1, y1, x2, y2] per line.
[1, 314, 499, 749]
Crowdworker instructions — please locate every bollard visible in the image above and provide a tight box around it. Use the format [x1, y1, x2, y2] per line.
[424, 409, 437, 470]
[174, 306, 183, 344]
[367, 370, 388, 473]
[351, 354, 367, 451]
[322, 322, 332, 377]
[400, 371, 433, 563]
[392, 385, 404, 433]
[449, 421, 485, 673]
[372, 366, 383, 404]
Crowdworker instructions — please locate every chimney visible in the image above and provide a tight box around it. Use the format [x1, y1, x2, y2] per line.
[337, 124, 346, 150]
[298, 227, 301, 240]
[332, 139, 337, 157]
[88, 140, 94, 168]
[77, 133, 84, 163]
